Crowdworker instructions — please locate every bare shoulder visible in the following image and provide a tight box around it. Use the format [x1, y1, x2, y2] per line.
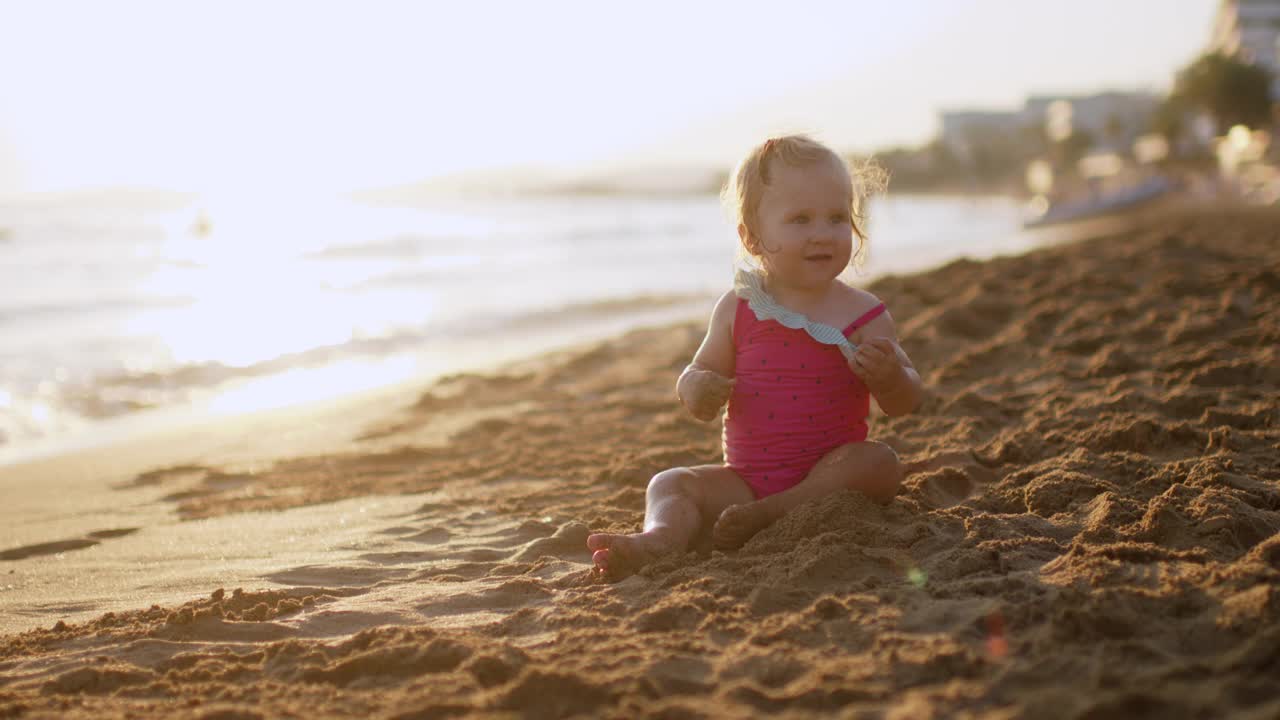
[837, 282, 897, 341]
[690, 289, 740, 377]
[836, 281, 887, 321]
[711, 289, 740, 335]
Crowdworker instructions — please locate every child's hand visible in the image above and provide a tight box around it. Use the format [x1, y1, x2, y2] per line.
[687, 368, 736, 420]
[849, 337, 906, 390]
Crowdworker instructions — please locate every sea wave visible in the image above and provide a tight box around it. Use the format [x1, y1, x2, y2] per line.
[0, 290, 713, 449]
[304, 234, 437, 260]
[0, 296, 194, 327]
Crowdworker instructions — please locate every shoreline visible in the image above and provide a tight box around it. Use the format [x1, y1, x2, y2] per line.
[1, 204, 1277, 718]
[0, 299, 717, 469]
[0, 197, 1148, 470]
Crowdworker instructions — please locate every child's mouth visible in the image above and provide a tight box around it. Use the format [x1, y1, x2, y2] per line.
[805, 254, 833, 262]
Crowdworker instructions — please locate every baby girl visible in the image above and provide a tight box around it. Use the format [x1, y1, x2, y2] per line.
[588, 135, 923, 580]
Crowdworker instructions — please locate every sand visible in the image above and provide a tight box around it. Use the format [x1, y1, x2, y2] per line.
[1, 206, 1278, 719]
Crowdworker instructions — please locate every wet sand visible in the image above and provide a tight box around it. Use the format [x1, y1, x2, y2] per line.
[1, 206, 1278, 719]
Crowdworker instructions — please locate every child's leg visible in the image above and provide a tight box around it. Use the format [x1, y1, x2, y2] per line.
[712, 441, 901, 551]
[587, 465, 754, 580]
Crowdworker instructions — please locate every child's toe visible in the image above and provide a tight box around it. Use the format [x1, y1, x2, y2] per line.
[592, 548, 610, 571]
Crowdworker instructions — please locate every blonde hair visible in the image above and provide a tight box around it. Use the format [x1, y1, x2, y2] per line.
[721, 134, 886, 269]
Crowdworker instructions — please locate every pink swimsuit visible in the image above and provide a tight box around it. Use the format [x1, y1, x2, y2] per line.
[723, 298, 886, 499]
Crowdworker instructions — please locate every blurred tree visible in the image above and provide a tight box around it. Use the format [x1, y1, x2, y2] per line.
[1152, 94, 1187, 142]
[926, 140, 962, 177]
[1051, 130, 1096, 170]
[1103, 112, 1129, 154]
[1170, 52, 1273, 132]
[1017, 123, 1050, 156]
[871, 129, 1051, 193]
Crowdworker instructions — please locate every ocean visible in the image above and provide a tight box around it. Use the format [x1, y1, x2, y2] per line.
[0, 191, 1047, 462]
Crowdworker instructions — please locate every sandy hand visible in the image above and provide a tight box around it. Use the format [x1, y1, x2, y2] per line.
[849, 337, 906, 390]
[686, 368, 736, 420]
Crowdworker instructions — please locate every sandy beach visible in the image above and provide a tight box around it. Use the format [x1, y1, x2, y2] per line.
[1, 205, 1278, 719]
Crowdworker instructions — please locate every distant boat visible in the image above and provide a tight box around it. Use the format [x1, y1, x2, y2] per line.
[1023, 175, 1174, 228]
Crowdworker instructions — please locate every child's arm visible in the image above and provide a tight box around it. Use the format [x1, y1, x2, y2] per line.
[677, 291, 737, 422]
[848, 309, 923, 417]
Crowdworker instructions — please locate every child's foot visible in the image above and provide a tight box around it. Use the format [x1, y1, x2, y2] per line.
[586, 529, 675, 581]
[712, 502, 779, 551]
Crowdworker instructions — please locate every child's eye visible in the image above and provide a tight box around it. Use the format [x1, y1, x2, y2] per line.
[830, 214, 848, 223]
[790, 215, 810, 224]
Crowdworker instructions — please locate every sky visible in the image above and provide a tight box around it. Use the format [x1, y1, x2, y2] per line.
[0, 0, 1219, 197]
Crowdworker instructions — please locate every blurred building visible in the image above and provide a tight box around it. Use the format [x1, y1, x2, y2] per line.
[940, 92, 1160, 156]
[1210, 0, 1280, 99]
[939, 111, 1032, 143]
[938, 110, 1036, 161]
[1025, 92, 1162, 151]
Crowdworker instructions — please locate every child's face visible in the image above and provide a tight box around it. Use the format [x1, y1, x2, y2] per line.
[744, 157, 854, 291]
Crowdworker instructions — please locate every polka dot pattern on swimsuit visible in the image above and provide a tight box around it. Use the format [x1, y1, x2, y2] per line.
[722, 298, 880, 499]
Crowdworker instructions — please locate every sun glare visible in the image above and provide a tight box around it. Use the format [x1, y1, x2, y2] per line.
[205, 357, 418, 416]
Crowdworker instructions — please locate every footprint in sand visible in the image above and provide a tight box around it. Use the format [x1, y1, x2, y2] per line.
[114, 464, 253, 505]
[113, 464, 208, 489]
[0, 528, 140, 561]
[902, 450, 993, 510]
